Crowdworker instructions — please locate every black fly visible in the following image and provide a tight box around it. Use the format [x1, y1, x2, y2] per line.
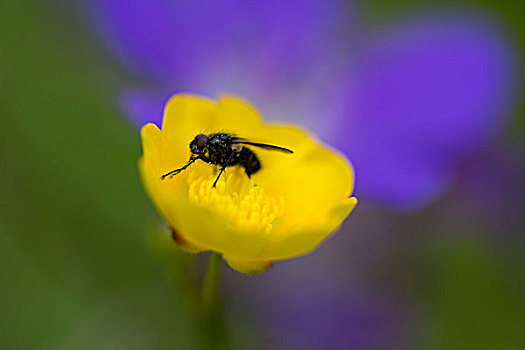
[161, 133, 293, 187]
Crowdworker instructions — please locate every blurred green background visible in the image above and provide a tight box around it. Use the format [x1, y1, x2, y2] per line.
[1, 0, 524, 349]
[1, 1, 195, 348]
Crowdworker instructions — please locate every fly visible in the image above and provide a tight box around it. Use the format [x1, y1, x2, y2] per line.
[161, 133, 293, 187]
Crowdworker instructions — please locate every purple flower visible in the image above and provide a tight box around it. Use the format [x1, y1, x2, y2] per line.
[89, 1, 517, 209]
[333, 12, 517, 209]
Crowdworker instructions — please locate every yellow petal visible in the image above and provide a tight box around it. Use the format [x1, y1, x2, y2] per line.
[169, 226, 206, 253]
[215, 96, 268, 138]
[164, 193, 271, 259]
[224, 255, 272, 274]
[140, 123, 164, 166]
[254, 125, 355, 231]
[260, 197, 358, 260]
[161, 94, 216, 167]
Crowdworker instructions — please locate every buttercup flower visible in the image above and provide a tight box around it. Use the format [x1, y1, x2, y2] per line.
[139, 94, 357, 273]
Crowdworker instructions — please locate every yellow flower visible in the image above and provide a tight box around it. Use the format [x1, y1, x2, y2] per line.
[139, 94, 357, 274]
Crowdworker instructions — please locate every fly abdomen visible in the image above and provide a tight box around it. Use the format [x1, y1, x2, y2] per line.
[238, 147, 261, 177]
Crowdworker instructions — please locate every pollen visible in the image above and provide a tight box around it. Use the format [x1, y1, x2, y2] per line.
[187, 169, 285, 234]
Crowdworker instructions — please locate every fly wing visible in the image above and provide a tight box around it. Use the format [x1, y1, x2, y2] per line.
[232, 138, 293, 154]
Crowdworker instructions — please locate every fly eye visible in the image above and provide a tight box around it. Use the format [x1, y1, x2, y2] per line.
[196, 134, 208, 151]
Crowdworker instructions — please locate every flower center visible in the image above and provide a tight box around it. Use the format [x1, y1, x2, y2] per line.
[187, 169, 284, 234]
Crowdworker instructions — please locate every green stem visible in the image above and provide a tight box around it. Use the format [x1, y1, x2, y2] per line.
[199, 252, 226, 349]
[201, 251, 222, 312]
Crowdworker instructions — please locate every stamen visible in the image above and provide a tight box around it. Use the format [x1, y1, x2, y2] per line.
[188, 169, 284, 234]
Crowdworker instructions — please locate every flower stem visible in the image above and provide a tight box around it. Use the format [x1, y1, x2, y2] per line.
[199, 251, 226, 349]
[201, 251, 221, 311]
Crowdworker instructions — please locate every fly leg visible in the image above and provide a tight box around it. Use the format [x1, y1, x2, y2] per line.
[212, 151, 236, 187]
[161, 155, 211, 179]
